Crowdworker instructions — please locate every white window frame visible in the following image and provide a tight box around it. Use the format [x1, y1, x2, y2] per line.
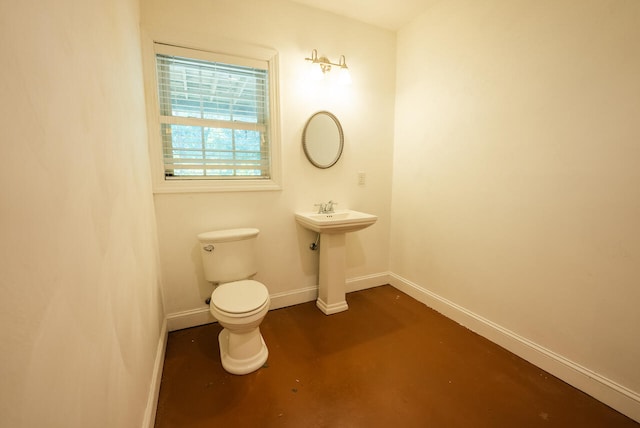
[143, 40, 282, 193]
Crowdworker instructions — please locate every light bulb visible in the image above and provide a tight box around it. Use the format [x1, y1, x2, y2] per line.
[310, 63, 324, 81]
[338, 66, 352, 85]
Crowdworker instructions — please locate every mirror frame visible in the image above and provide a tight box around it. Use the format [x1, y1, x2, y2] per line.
[302, 111, 344, 169]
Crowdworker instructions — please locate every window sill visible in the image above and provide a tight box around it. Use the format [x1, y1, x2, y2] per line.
[152, 177, 282, 194]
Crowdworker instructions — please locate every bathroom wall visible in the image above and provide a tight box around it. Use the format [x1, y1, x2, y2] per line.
[391, 0, 640, 419]
[0, 0, 165, 427]
[141, 0, 395, 322]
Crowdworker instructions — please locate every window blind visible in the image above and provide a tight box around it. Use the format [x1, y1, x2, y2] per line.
[155, 49, 271, 179]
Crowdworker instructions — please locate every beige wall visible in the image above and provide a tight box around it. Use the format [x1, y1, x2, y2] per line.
[0, 0, 165, 427]
[3, 0, 638, 424]
[141, 0, 395, 318]
[392, 0, 640, 411]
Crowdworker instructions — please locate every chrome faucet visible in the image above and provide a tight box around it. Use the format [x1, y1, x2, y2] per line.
[315, 200, 338, 214]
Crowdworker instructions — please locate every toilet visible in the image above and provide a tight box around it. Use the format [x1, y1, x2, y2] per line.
[197, 228, 270, 375]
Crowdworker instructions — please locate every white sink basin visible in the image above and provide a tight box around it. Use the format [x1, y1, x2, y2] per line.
[295, 209, 377, 234]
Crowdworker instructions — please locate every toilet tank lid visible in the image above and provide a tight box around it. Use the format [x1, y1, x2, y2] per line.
[197, 228, 259, 243]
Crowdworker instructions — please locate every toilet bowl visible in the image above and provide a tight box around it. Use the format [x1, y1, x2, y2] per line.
[197, 228, 270, 375]
[209, 280, 270, 375]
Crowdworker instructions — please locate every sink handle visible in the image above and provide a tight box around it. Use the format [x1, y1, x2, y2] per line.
[314, 203, 326, 214]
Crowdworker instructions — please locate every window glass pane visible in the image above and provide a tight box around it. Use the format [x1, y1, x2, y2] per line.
[234, 130, 262, 176]
[162, 124, 204, 176]
[161, 124, 266, 177]
[157, 55, 268, 123]
[204, 128, 232, 152]
[156, 50, 271, 180]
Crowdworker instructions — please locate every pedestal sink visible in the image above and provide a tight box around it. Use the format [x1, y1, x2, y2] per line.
[295, 209, 377, 315]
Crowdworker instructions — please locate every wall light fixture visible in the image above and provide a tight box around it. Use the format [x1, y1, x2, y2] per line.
[305, 49, 352, 84]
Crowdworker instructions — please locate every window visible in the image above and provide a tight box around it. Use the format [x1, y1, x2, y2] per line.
[148, 43, 281, 192]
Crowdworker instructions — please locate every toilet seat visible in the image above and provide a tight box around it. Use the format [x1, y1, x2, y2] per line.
[211, 280, 269, 315]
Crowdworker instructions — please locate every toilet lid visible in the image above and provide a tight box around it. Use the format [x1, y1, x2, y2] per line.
[211, 280, 269, 314]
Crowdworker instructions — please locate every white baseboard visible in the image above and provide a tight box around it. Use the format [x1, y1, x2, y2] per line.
[166, 285, 319, 332]
[142, 318, 168, 428]
[166, 273, 391, 332]
[167, 307, 215, 332]
[347, 272, 391, 293]
[158, 272, 640, 422]
[389, 273, 640, 423]
[269, 285, 318, 310]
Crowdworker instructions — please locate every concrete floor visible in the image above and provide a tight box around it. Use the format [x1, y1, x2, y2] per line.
[155, 285, 638, 427]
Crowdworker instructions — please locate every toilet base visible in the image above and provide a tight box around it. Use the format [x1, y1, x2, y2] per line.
[218, 328, 268, 375]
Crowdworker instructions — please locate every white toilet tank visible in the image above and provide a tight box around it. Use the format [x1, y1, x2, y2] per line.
[197, 228, 259, 284]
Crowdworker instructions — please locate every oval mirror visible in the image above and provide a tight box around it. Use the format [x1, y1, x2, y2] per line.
[302, 111, 344, 169]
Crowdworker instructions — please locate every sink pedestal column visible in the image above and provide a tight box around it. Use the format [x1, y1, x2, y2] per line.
[316, 233, 349, 315]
